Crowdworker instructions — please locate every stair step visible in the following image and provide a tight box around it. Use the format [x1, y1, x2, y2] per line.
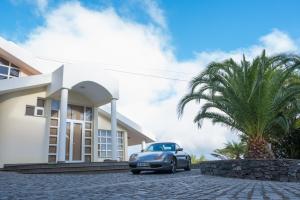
[3, 162, 130, 174]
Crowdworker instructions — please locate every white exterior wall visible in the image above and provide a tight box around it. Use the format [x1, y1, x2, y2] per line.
[97, 113, 128, 161]
[0, 88, 48, 168]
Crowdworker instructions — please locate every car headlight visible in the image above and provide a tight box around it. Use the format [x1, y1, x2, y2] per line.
[129, 154, 138, 161]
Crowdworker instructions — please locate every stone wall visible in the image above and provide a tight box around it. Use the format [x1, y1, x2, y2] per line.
[196, 159, 300, 182]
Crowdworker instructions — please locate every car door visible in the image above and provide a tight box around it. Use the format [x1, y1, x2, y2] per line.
[175, 144, 187, 168]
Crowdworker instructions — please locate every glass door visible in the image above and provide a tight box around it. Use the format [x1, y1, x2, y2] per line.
[66, 121, 84, 162]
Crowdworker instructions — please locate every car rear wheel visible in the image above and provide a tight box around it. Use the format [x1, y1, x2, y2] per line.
[131, 170, 141, 175]
[169, 158, 177, 174]
[184, 158, 191, 171]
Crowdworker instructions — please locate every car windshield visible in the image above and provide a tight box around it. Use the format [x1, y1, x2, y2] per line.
[146, 143, 176, 152]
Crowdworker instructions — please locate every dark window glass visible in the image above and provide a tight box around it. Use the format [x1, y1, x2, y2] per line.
[71, 105, 84, 120]
[49, 146, 56, 153]
[51, 100, 60, 111]
[36, 109, 44, 116]
[85, 107, 93, 121]
[50, 128, 57, 135]
[0, 66, 8, 75]
[25, 105, 35, 116]
[51, 110, 58, 118]
[10, 63, 19, 68]
[0, 75, 7, 79]
[85, 130, 91, 137]
[0, 57, 9, 66]
[49, 137, 57, 144]
[67, 105, 84, 120]
[51, 100, 59, 117]
[85, 139, 91, 145]
[51, 119, 58, 126]
[37, 98, 45, 107]
[10, 68, 20, 77]
[85, 122, 92, 129]
[85, 147, 91, 154]
[48, 155, 56, 163]
[85, 155, 91, 162]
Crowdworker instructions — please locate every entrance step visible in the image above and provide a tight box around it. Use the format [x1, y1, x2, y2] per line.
[2, 162, 129, 174]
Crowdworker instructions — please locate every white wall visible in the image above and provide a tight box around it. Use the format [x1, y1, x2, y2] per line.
[0, 87, 48, 168]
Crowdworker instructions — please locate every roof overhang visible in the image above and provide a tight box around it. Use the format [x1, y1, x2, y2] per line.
[0, 37, 41, 75]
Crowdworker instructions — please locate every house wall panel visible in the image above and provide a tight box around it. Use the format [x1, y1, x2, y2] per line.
[0, 88, 48, 168]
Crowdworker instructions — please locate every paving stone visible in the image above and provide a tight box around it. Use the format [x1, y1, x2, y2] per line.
[0, 170, 299, 199]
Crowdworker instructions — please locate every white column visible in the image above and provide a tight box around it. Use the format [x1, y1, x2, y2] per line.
[141, 140, 146, 151]
[111, 98, 118, 161]
[58, 88, 68, 162]
[93, 107, 99, 162]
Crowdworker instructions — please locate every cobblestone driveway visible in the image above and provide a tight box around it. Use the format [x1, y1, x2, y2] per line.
[0, 170, 299, 200]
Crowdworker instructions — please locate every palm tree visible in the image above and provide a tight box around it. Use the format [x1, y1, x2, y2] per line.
[178, 50, 300, 159]
[211, 141, 246, 160]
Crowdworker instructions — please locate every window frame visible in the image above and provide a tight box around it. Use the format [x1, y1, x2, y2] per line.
[0, 60, 20, 79]
[25, 105, 35, 116]
[97, 129, 124, 160]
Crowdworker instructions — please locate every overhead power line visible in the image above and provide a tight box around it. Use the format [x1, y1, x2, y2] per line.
[36, 56, 193, 82]
[104, 68, 189, 82]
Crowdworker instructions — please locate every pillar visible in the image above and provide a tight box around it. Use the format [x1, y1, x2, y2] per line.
[58, 88, 68, 162]
[111, 98, 117, 160]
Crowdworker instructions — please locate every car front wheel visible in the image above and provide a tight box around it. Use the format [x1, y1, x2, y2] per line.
[169, 158, 177, 174]
[184, 158, 191, 171]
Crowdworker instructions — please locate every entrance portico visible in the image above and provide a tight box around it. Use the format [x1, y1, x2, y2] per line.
[47, 64, 119, 163]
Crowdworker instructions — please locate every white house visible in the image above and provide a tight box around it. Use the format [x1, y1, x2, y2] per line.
[0, 37, 155, 168]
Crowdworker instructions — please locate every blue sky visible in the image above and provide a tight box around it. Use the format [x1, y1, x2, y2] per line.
[2, 0, 300, 60]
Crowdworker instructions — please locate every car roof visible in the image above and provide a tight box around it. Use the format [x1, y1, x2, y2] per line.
[150, 142, 177, 145]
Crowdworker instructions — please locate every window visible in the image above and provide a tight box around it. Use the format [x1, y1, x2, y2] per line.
[85, 107, 93, 121]
[25, 105, 35, 116]
[0, 57, 20, 79]
[51, 100, 60, 118]
[0, 75, 7, 80]
[67, 105, 84, 120]
[37, 98, 45, 107]
[25, 97, 45, 117]
[10, 67, 20, 77]
[97, 130, 124, 160]
[0, 66, 8, 74]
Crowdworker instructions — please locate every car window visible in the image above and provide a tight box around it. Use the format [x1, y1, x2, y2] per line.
[146, 143, 176, 152]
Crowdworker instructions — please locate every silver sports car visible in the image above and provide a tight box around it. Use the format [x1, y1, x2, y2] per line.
[129, 142, 191, 174]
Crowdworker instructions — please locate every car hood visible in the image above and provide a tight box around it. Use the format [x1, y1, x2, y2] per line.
[134, 151, 170, 161]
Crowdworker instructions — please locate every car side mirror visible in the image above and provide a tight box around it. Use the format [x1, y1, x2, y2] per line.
[141, 149, 145, 152]
[176, 148, 183, 152]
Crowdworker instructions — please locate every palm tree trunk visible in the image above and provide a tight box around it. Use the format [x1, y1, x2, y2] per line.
[245, 136, 275, 159]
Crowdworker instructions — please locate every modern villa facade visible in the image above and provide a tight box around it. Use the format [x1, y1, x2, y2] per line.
[0, 37, 155, 168]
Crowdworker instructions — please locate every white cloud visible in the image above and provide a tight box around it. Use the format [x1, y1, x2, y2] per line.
[18, 2, 299, 159]
[141, 0, 167, 29]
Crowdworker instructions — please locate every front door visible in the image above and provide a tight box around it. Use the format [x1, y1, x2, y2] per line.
[66, 120, 84, 162]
